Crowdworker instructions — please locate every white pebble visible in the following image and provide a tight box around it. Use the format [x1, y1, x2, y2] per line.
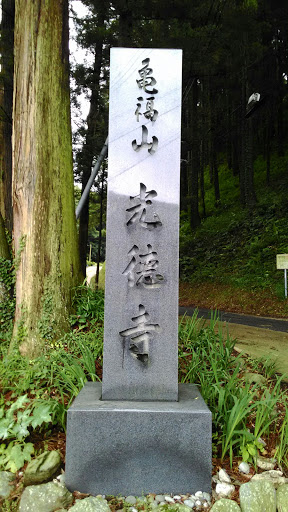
[195, 491, 203, 497]
[125, 496, 137, 505]
[239, 461, 250, 474]
[165, 496, 175, 503]
[203, 503, 209, 509]
[155, 495, 165, 503]
[129, 508, 137, 512]
[215, 482, 235, 497]
[183, 499, 195, 508]
[173, 495, 182, 500]
[202, 492, 211, 502]
[195, 500, 202, 506]
[218, 468, 231, 483]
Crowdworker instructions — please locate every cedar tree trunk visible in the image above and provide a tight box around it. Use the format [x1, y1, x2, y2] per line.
[12, 0, 81, 356]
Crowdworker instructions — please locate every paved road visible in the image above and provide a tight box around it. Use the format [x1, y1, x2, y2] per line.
[179, 306, 288, 333]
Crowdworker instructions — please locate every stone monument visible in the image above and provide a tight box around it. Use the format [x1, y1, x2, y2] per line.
[65, 48, 211, 496]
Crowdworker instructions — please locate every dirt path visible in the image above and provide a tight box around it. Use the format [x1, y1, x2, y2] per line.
[227, 322, 288, 379]
[200, 318, 288, 380]
[180, 305, 288, 379]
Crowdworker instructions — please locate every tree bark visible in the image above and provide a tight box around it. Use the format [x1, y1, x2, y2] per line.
[189, 79, 201, 229]
[0, 0, 15, 233]
[212, 142, 220, 207]
[0, 212, 10, 260]
[243, 117, 257, 208]
[12, 0, 81, 356]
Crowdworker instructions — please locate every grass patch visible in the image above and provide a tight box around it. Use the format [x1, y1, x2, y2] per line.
[178, 312, 288, 468]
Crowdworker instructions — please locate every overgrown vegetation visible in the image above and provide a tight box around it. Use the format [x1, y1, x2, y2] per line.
[180, 153, 288, 304]
[0, 287, 104, 477]
[0, 287, 287, 493]
[0, 256, 15, 340]
[179, 312, 288, 468]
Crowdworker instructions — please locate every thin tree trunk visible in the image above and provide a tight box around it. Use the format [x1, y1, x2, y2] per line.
[12, 0, 81, 356]
[212, 145, 220, 207]
[180, 160, 188, 213]
[266, 125, 271, 185]
[199, 140, 206, 218]
[118, 2, 134, 46]
[276, 38, 284, 157]
[189, 79, 201, 228]
[232, 128, 240, 177]
[227, 94, 233, 170]
[244, 117, 256, 207]
[0, 0, 15, 233]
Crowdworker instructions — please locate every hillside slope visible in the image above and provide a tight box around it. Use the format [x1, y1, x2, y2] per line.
[179, 153, 288, 317]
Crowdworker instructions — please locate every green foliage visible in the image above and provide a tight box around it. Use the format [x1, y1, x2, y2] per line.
[243, 0, 258, 8]
[275, 405, 288, 465]
[0, 257, 15, 336]
[1, 281, 287, 474]
[180, 153, 288, 294]
[0, 395, 57, 472]
[0, 234, 27, 343]
[52, 336, 102, 410]
[1, 497, 20, 512]
[0, 441, 34, 473]
[178, 314, 287, 466]
[0, 284, 105, 473]
[70, 285, 104, 326]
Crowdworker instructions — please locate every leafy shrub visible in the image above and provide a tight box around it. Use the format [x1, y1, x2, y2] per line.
[70, 286, 104, 326]
[0, 257, 15, 340]
[0, 395, 57, 472]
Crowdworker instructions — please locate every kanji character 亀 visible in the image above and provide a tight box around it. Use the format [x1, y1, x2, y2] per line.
[136, 58, 158, 94]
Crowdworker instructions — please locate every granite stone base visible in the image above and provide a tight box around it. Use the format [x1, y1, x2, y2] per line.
[65, 383, 212, 496]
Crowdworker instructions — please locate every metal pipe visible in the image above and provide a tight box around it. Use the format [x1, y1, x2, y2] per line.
[75, 137, 108, 219]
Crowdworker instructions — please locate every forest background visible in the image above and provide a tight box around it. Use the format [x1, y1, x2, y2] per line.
[71, 0, 288, 318]
[1, 0, 288, 356]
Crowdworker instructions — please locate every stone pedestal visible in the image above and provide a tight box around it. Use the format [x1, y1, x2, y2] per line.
[65, 382, 212, 496]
